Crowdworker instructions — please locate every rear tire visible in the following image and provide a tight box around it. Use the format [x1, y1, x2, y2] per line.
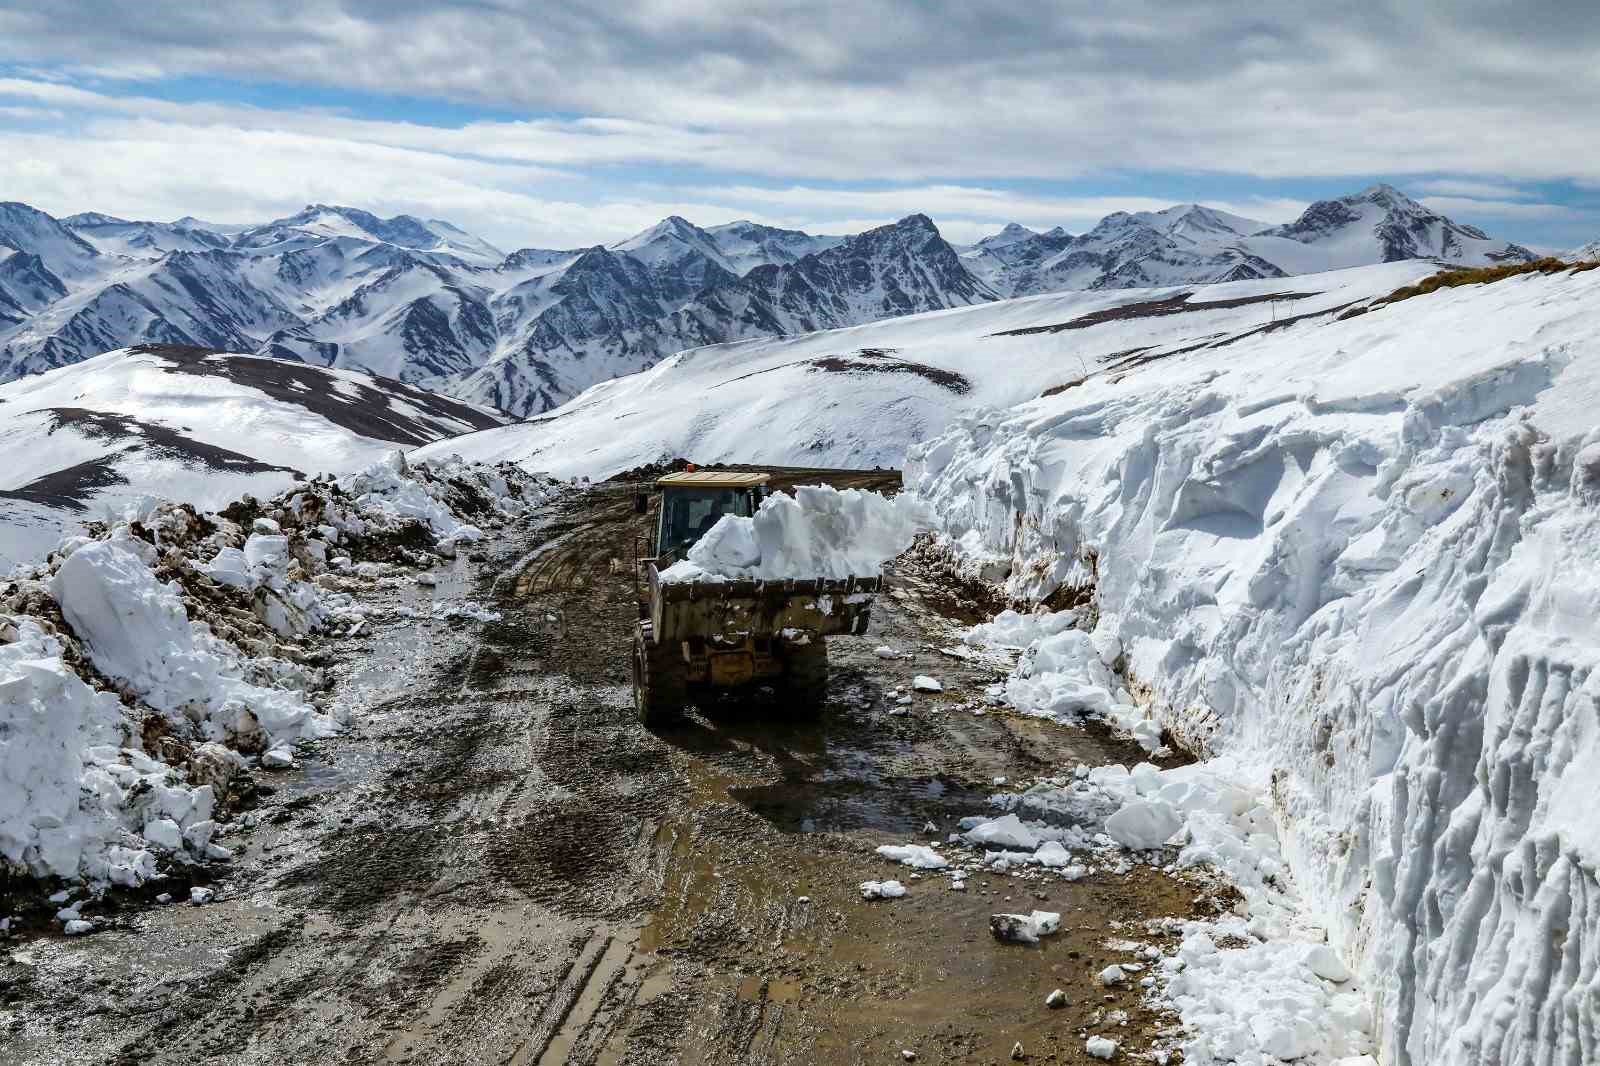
[784, 639, 829, 715]
[633, 623, 686, 726]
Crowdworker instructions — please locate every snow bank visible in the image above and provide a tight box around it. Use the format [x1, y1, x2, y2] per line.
[660, 484, 934, 582]
[907, 265, 1600, 1064]
[52, 534, 335, 752]
[1, 619, 218, 883]
[2, 451, 556, 891]
[336, 451, 484, 546]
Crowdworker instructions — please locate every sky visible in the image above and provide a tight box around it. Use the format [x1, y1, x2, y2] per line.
[0, 1, 1597, 253]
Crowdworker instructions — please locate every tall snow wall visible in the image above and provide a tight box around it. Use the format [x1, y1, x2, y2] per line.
[907, 268, 1600, 1065]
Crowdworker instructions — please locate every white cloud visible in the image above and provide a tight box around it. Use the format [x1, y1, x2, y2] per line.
[1413, 179, 1535, 201]
[1418, 196, 1576, 220]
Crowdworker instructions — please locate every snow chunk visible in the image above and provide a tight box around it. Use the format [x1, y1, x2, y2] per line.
[1104, 799, 1183, 850]
[860, 879, 907, 900]
[1085, 1036, 1118, 1059]
[990, 910, 1060, 943]
[963, 813, 1039, 851]
[875, 844, 949, 870]
[911, 675, 943, 692]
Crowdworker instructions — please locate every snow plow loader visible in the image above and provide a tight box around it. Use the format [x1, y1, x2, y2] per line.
[632, 470, 878, 725]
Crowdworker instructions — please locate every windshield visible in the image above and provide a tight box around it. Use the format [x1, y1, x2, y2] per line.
[658, 487, 753, 559]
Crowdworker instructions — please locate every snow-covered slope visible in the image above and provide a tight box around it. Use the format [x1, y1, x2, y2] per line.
[1572, 238, 1600, 261]
[63, 212, 233, 258]
[903, 263, 1600, 1066]
[414, 260, 1437, 477]
[0, 344, 503, 569]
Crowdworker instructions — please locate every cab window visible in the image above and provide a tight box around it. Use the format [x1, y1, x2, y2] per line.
[658, 488, 753, 558]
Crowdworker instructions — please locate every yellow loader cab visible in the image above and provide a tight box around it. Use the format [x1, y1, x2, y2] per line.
[631, 468, 878, 725]
[650, 470, 771, 564]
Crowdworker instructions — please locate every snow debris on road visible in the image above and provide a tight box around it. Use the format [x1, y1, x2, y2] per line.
[859, 879, 907, 900]
[1085, 1035, 1118, 1059]
[0, 450, 558, 903]
[660, 483, 935, 582]
[875, 843, 949, 869]
[989, 909, 1060, 943]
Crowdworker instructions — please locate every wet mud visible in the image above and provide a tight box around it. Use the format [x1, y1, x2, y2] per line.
[3, 475, 1205, 1065]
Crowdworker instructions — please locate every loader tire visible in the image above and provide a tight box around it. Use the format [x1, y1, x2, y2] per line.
[784, 640, 829, 716]
[633, 623, 686, 727]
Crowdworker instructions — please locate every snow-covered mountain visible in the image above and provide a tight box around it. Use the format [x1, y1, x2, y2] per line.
[415, 259, 1441, 476]
[0, 344, 503, 569]
[1573, 237, 1600, 261]
[0, 187, 1538, 418]
[451, 213, 991, 415]
[960, 186, 1535, 296]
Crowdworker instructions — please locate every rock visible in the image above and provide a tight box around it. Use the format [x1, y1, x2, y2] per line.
[190, 887, 215, 905]
[797, 896, 810, 904]
[155, 893, 172, 904]
[1304, 944, 1353, 982]
[1011, 1040, 1025, 1060]
[63, 919, 94, 936]
[1046, 988, 1067, 1009]
[1086, 1036, 1118, 1059]
[875, 646, 898, 659]
[1099, 964, 1126, 986]
[912, 675, 942, 692]
[251, 517, 281, 535]
[416, 573, 438, 587]
[901, 1051, 916, 1062]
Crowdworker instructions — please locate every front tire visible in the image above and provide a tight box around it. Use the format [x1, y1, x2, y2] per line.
[633, 623, 686, 726]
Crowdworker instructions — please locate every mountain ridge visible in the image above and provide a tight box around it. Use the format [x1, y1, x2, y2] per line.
[0, 188, 1537, 417]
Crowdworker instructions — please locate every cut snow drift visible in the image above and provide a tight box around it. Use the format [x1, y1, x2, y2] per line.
[909, 263, 1600, 1065]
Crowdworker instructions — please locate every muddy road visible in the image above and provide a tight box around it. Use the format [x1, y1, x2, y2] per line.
[5, 477, 1202, 1065]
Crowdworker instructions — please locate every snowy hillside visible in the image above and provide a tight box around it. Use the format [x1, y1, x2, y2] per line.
[416, 261, 1437, 476]
[0, 344, 502, 569]
[1573, 237, 1600, 261]
[0, 187, 1538, 419]
[960, 185, 1534, 296]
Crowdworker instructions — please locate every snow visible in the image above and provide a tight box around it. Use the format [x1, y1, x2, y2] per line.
[0, 347, 502, 570]
[859, 879, 907, 900]
[875, 843, 949, 869]
[989, 909, 1061, 943]
[963, 813, 1039, 851]
[1103, 799, 1183, 850]
[52, 534, 335, 751]
[420, 262, 1435, 480]
[659, 484, 934, 583]
[907, 263, 1600, 1064]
